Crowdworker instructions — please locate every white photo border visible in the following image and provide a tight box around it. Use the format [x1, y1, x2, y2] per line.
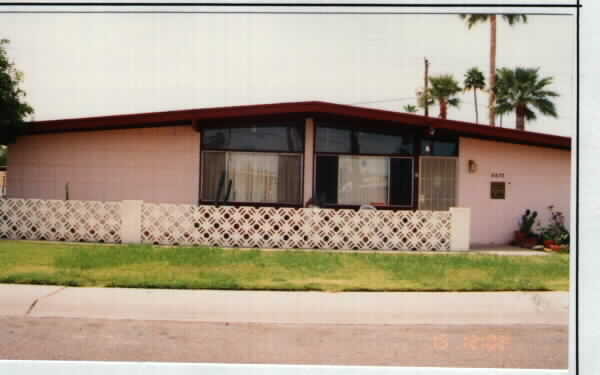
[0, 1, 596, 374]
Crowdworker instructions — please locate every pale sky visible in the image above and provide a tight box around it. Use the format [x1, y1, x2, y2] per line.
[2, 11, 576, 136]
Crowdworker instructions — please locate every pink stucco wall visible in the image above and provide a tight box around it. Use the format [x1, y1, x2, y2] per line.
[457, 137, 571, 246]
[7, 126, 200, 204]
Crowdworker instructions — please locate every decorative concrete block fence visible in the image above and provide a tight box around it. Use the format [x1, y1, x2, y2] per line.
[0, 199, 470, 251]
[0, 198, 121, 243]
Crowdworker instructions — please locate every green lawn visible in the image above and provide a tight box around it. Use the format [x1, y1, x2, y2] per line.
[0, 240, 569, 292]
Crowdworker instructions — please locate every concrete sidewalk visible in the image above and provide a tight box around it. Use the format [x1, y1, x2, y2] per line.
[0, 284, 568, 325]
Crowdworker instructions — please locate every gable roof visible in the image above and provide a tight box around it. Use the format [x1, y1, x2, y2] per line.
[26, 101, 571, 150]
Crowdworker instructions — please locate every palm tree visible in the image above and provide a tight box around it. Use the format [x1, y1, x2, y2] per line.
[459, 14, 528, 126]
[425, 75, 462, 120]
[403, 104, 418, 113]
[463, 67, 486, 124]
[494, 67, 559, 131]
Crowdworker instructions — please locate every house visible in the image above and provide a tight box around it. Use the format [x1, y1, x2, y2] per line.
[5, 101, 571, 246]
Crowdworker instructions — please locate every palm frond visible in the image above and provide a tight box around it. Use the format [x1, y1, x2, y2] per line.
[464, 67, 486, 91]
[494, 66, 559, 128]
[403, 104, 418, 113]
[459, 14, 491, 29]
[533, 98, 558, 117]
[448, 98, 461, 108]
[524, 107, 537, 121]
[495, 102, 513, 116]
[502, 14, 528, 26]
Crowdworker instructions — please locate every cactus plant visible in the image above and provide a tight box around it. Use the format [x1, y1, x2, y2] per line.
[518, 209, 537, 235]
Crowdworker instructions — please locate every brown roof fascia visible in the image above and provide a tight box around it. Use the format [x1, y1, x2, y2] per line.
[306, 102, 571, 150]
[26, 101, 571, 150]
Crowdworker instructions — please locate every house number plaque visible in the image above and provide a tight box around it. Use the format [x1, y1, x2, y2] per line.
[490, 181, 506, 199]
[491, 172, 504, 178]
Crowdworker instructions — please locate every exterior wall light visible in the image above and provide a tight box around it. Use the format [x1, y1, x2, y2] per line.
[468, 160, 478, 173]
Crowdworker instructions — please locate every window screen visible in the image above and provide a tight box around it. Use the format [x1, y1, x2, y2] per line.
[418, 157, 457, 211]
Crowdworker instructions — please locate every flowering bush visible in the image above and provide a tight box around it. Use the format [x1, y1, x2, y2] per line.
[539, 206, 569, 245]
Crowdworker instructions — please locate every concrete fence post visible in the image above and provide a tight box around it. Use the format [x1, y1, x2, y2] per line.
[121, 200, 143, 244]
[450, 207, 471, 251]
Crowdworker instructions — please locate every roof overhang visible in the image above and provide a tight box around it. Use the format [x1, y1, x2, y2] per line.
[25, 101, 571, 150]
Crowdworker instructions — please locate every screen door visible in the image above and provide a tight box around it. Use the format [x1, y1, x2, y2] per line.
[418, 157, 457, 211]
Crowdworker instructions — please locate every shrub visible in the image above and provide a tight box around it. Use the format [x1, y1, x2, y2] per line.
[540, 206, 569, 245]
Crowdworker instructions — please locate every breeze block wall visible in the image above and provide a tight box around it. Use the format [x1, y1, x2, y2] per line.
[6, 125, 200, 204]
[0, 199, 470, 251]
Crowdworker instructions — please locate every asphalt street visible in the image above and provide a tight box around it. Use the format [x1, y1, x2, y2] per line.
[0, 284, 569, 368]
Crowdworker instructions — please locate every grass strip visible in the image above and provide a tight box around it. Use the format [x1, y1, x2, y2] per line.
[0, 240, 569, 292]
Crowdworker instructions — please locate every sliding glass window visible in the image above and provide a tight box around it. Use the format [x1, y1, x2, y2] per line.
[338, 156, 389, 205]
[315, 123, 415, 207]
[201, 121, 304, 205]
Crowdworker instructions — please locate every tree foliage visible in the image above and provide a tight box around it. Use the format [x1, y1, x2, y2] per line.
[463, 67, 486, 91]
[459, 14, 528, 126]
[423, 74, 462, 119]
[463, 67, 486, 123]
[416, 87, 433, 109]
[494, 67, 559, 131]
[403, 104, 418, 113]
[459, 14, 528, 29]
[0, 39, 33, 145]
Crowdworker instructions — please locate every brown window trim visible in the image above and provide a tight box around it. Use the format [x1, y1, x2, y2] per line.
[318, 203, 417, 211]
[202, 148, 303, 154]
[199, 201, 303, 209]
[315, 151, 414, 157]
[198, 201, 417, 211]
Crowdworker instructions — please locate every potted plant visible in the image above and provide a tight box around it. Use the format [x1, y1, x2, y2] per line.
[549, 244, 562, 251]
[541, 230, 556, 248]
[538, 205, 570, 251]
[514, 209, 538, 247]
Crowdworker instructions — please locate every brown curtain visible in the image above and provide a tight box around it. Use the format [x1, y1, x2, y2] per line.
[277, 155, 301, 204]
[202, 152, 226, 201]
